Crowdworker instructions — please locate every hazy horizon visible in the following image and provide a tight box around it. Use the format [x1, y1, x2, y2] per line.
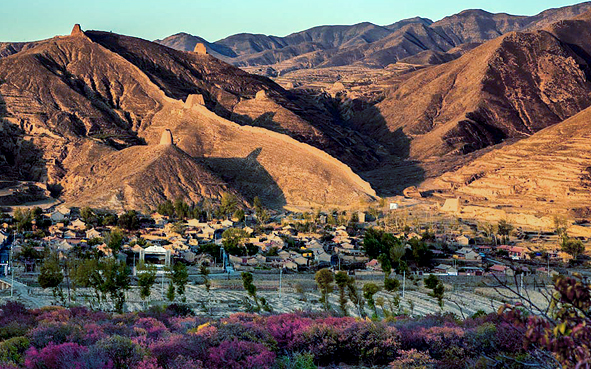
[1, 0, 585, 43]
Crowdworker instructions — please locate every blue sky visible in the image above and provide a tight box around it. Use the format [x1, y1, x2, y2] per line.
[0, 0, 584, 42]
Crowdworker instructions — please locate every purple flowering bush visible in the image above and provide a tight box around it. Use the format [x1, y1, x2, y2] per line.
[0, 301, 542, 368]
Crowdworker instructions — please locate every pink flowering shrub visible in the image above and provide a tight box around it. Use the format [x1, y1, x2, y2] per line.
[264, 313, 313, 349]
[27, 322, 84, 348]
[496, 321, 526, 352]
[168, 316, 209, 333]
[149, 334, 207, 367]
[0, 302, 35, 340]
[34, 307, 72, 324]
[0, 301, 541, 369]
[131, 318, 169, 346]
[390, 349, 435, 369]
[210, 321, 277, 350]
[293, 318, 399, 365]
[24, 342, 87, 369]
[206, 340, 275, 369]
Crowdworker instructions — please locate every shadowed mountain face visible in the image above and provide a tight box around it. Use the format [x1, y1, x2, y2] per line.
[157, 2, 591, 72]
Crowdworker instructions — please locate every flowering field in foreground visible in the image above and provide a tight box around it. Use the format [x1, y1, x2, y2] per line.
[0, 301, 536, 369]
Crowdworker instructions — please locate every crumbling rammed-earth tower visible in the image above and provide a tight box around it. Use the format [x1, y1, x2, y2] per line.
[159, 129, 174, 146]
[255, 89, 268, 100]
[71, 24, 84, 36]
[184, 94, 205, 108]
[193, 43, 207, 55]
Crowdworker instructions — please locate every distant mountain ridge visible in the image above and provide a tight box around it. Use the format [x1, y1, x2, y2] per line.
[156, 2, 591, 72]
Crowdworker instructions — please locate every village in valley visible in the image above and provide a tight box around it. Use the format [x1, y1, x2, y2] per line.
[0, 190, 585, 318]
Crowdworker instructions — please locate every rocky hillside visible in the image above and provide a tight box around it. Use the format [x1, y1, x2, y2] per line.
[430, 104, 591, 218]
[157, 2, 591, 73]
[350, 11, 591, 194]
[0, 26, 376, 210]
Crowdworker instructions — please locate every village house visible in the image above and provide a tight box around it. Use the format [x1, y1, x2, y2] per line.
[536, 267, 558, 277]
[455, 247, 482, 261]
[458, 267, 484, 276]
[366, 259, 381, 271]
[498, 245, 529, 260]
[433, 264, 458, 276]
[455, 235, 471, 247]
[139, 245, 171, 272]
[220, 219, 234, 228]
[488, 264, 508, 276]
[63, 230, 77, 239]
[69, 218, 86, 231]
[334, 226, 348, 237]
[85, 228, 102, 239]
[50, 207, 70, 223]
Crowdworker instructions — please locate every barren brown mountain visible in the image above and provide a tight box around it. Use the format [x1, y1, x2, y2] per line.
[5, 5, 591, 213]
[350, 10, 591, 194]
[0, 27, 376, 210]
[430, 104, 591, 219]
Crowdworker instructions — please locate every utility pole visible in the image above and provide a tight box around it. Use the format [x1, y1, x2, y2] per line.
[10, 246, 13, 298]
[402, 270, 406, 298]
[161, 269, 164, 300]
[279, 267, 282, 299]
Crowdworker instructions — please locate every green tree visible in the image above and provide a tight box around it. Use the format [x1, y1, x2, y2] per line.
[174, 199, 190, 219]
[315, 268, 334, 311]
[222, 228, 250, 256]
[561, 237, 585, 260]
[80, 207, 97, 227]
[241, 272, 260, 310]
[497, 219, 513, 242]
[172, 263, 189, 299]
[13, 209, 32, 232]
[335, 271, 350, 316]
[480, 222, 498, 245]
[220, 192, 238, 218]
[258, 209, 270, 225]
[17, 242, 43, 272]
[363, 283, 380, 317]
[363, 228, 401, 260]
[377, 253, 392, 277]
[346, 276, 365, 317]
[157, 200, 175, 217]
[200, 264, 211, 291]
[38, 252, 64, 302]
[118, 210, 139, 231]
[166, 280, 175, 302]
[409, 237, 433, 267]
[137, 264, 157, 307]
[424, 274, 439, 289]
[200, 264, 211, 314]
[554, 215, 569, 240]
[327, 213, 336, 225]
[233, 208, 245, 222]
[105, 229, 124, 253]
[71, 258, 102, 306]
[424, 274, 444, 309]
[102, 258, 131, 312]
[102, 213, 119, 226]
[253, 196, 263, 215]
[384, 277, 400, 292]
